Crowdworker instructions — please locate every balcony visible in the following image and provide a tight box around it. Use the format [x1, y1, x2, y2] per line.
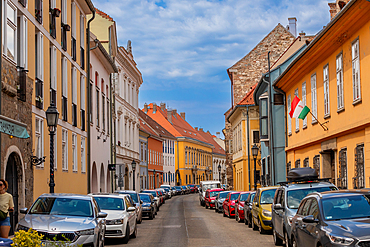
[72, 37, 76, 61]
[81, 109, 85, 131]
[17, 68, 27, 102]
[72, 103, 77, 127]
[62, 96, 67, 121]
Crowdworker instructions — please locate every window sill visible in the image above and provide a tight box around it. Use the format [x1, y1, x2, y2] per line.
[324, 114, 331, 120]
[62, 169, 68, 172]
[302, 125, 307, 129]
[288, 132, 292, 136]
[311, 120, 318, 125]
[295, 129, 299, 133]
[337, 107, 345, 113]
[353, 98, 362, 106]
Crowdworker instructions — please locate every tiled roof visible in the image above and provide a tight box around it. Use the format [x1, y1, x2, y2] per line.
[196, 129, 225, 155]
[139, 118, 157, 137]
[139, 110, 175, 139]
[143, 103, 209, 144]
[237, 83, 257, 106]
[95, 8, 113, 22]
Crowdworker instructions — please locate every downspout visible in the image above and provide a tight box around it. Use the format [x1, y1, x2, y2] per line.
[267, 51, 275, 185]
[177, 140, 180, 185]
[0, 0, 2, 178]
[246, 106, 251, 191]
[273, 86, 287, 149]
[86, 10, 95, 193]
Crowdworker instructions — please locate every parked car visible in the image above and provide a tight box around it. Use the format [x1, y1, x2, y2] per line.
[139, 193, 156, 220]
[271, 167, 337, 246]
[204, 188, 223, 209]
[290, 189, 370, 247]
[182, 185, 189, 194]
[174, 186, 183, 195]
[215, 191, 231, 213]
[187, 184, 196, 193]
[195, 185, 200, 193]
[141, 190, 160, 212]
[155, 189, 165, 204]
[16, 193, 107, 247]
[157, 188, 168, 200]
[90, 193, 137, 244]
[223, 191, 240, 218]
[251, 186, 279, 234]
[235, 192, 251, 223]
[170, 187, 177, 196]
[244, 191, 256, 227]
[199, 181, 221, 206]
[114, 190, 143, 224]
[160, 185, 172, 198]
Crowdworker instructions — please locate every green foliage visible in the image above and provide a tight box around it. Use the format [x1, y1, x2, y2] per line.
[11, 228, 42, 247]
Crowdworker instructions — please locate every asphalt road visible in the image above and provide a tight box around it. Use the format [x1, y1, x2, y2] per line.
[105, 194, 275, 247]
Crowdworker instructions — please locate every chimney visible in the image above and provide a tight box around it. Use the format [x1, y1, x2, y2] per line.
[180, 112, 185, 120]
[167, 110, 172, 124]
[172, 109, 177, 117]
[288, 17, 297, 37]
[144, 103, 148, 113]
[153, 103, 157, 113]
[299, 31, 306, 39]
[194, 127, 198, 131]
[160, 103, 166, 111]
[216, 132, 220, 138]
[199, 128, 203, 132]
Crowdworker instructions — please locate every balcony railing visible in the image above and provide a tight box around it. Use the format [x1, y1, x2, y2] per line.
[17, 67, 27, 102]
[72, 103, 77, 127]
[62, 96, 67, 121]
[72, 37, 76, 61]
[50, 88, 56, 105]
[35, 0, 42, 24]
[80, 47, 85, 69]
[81, 109, 85, 131]
[35, 78, 43, 109]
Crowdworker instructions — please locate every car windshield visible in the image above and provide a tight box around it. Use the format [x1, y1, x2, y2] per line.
[260, 189, 277, 204]
[219, 192, 229, 199]
[239, 193, 250, 201]
[29, 197, 93, 217]
[189, 185, 195, 188]
[175, 186, 182, 189]
[323, 195, 370, 221]
[230, 193, 240, 201]
[143, 191, 157, 197]
[94, 197, 124, 210]
[249, 193, 255, 202]
[118, 193, 138, 203]
[210, 191, 220, 197]
[203, 184, 220, 190]
[287, 186, 336, 209]
[139, 194, 151, 203]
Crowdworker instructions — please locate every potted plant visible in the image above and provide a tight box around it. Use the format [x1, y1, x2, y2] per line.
[35, 96, 43, 103]
[11, 228, 42, 247]
[62, 22, 70, 31]
[50, 8, 61, 17]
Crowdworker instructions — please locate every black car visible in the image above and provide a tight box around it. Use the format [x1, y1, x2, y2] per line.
[290, 189, 370, 247]
[243, 191, 255, 227]
[139, 193, 156, 220]
[174, 186, 183, 195]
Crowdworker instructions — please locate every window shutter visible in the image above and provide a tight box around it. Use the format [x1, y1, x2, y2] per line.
[37, 32, 44, 81]
[81, 75, 85, 110]
[62, 57, 68, 97]
[72, 67, 77, 104]
[51, 45, 57, 90]
[287, 95, 292, 134]
[294, 89, 299, 131]
[302, 82, 307, 127]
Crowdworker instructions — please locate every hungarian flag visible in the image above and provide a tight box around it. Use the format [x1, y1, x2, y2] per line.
[289, 96, 310, 120]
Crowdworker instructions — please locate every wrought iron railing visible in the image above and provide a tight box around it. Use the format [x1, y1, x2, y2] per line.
[72, 37, 76, 61]
[17, 67, 27, 102]
[62, 96, 67, 121]
[72, 103, 77, 127]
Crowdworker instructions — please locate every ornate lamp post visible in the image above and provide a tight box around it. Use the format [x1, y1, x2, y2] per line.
[131, 160, 136, 191]
[153, 169, 156, 189]
[168, 171, 171, 185]
[252, 144, 259, 191]
[45, 102, 59, 193]
[218, 164, 221, 182]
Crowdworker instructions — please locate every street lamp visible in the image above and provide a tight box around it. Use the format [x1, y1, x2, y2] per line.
[168, 171, 171, 185]
[218, 164, 221, 182]
[252, 144, 259, 191]
[131, 160, 136, 191]
[45, 102, 59, 193]
[153, 169, 156, 189]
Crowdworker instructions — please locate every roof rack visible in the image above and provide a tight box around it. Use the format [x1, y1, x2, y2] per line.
[278, 178, 331, 186]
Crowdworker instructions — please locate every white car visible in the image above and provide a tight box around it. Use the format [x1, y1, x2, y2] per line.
[90, 193, 137, 244]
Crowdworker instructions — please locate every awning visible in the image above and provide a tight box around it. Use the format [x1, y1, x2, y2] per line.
[0, 115, 30, 139]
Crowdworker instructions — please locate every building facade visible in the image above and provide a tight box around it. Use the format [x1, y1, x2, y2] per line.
[139, 126, 149, 190]
[274, 0, 370, 189]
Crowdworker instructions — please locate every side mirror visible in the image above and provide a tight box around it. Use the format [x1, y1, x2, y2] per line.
[140, 200, 143, 204]
[274, 203, 284, 211]
[127, 206, 136, 212]
[97, 212, 108, 218]
[302, 215, 319, 224]
[20, 208, 28, 214]
[153, 198, 158, 201]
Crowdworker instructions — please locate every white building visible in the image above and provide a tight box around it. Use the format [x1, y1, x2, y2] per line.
[115, 44, 143, 192]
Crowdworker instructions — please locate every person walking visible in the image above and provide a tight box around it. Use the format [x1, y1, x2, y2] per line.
[0, 179, 14, 238]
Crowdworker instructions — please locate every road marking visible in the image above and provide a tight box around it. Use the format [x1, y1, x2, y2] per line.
[162, 225, 182, 228]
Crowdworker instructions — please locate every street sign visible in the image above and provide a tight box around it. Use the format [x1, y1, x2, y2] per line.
[108, 164, 116, 171]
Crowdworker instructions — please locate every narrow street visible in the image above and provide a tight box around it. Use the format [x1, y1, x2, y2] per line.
[106, 194, 275, 247]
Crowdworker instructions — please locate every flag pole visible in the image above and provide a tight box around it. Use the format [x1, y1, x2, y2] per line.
[309, 111, 328, 131]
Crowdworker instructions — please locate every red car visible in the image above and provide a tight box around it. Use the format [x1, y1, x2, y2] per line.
[187, 184, 196, 193]
[204, 188, 223, 209]
[223, 191, 240, 218]
[235, 192, 251, 223]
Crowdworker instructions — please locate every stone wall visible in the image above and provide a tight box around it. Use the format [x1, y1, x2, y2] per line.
[1, 57, 33, 207]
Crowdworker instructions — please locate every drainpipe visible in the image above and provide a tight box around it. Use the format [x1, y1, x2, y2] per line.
[0, 0, 2, 177]
[246, 106, 251, 190]
[273, 86, 287, 149]
[86, 10, 95, 193]
[267, 51, 275, 185]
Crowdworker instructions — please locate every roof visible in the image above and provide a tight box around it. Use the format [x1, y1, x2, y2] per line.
[95, 8, 113, 22]
[236, 84, 257, 106]
[139, 109, 175, 140]
[196, 129, 225, 156]
[139, 117, 158, 137]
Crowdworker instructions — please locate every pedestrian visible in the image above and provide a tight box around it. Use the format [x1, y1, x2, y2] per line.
[0, 179, 14, 238]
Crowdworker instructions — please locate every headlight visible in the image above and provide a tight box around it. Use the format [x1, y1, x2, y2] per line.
[16, 224, 29, 232]
[211, 200, 215, 203]
[325, 232, 354, 245]
[106, 219, 124, 225]
[238, 205, 243, 210]
[262, 209, 271, 218]
[76, 228, 95, 235]
[230, 205, 235, 209]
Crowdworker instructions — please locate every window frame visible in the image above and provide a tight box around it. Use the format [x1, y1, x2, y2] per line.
[35, 117, 44, 168]
[311, 73, 317, 124]
[72, 133, 77, 172]
[352, 38, 361, 103]
[336, 52, 344, 111]
[323, 64, 330, 118]
[62, 129, 68, 171]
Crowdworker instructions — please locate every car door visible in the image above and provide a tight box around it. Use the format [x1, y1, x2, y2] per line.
[252, 189, 260, 224]
[303, 198, 320, 245]
[272, 189, 284, 236]
[296, 198, 312, 246]
[124, 196, 135, 234]
[92, 199, 105, 245]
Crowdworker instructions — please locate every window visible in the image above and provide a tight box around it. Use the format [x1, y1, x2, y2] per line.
[286, 161, 291, 176]
[107, 99, 109, 133]
[3, 1, 16, 61]
[49, 0, 57, 38]
[302, 82, 307, 127]
[259, 97, 268, 140]
[80, 75, 85, 131]
[89, 82, 93, 123]
[336, 53, 344, 110]
[61, 0, 68, 51]
[50, 45, 57, 104]
[35, 31, 44, 109]
[72, 133, 77, 172]
[96, 89, 99, 127]
[323, 65, 330, 117]
[287, 95, 292, 135]
[352, 39, 361, 102]
[80, 14, 85, 69]
[313, 155, 320, 177]
[72, 67, 77, 127]
[62, 129, 68, 171]
[311, 74, 317, 123]
[295, 159, 300, 168]
[19, 0, 26, 7]
[102, 95, 105, 131]
[303, 158, 309, 167]
[294, 89, 299, 131]
[71, 1, 76, 61]
[353, 144, 364, 189]
[81, 137, 86, 173]
[252, 130, 259, 144]
[35, 117, 44, 167]
[308, 199, 319, 219]
[338, 148, 347, 189]
[35, 0, 42, 23]
[62, 57, 68, 121]
[17, 15, 27, 69]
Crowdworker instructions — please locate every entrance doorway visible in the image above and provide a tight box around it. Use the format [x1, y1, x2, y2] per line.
[6, 153, 20, 236]
[124, 166, 129, 190]
[321, 150, 336, 185]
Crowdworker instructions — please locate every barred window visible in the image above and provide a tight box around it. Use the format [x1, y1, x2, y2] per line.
[295, 159, 300, 168]
[313, 155, 320, 177]
[303, 158, 309, 167]
[286, 161, 291, 176]
[338, 148, 348, 189]
[353, 144, 364, 189]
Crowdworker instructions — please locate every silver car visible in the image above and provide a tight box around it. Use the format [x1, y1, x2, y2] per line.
[114, 190, 143, 224]
[16, 193, 107, 247]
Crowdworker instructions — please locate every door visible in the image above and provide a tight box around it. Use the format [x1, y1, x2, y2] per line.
[272, 189, 284, 237]
[296, 199, 312, 246]
[6, 153, 19, 236]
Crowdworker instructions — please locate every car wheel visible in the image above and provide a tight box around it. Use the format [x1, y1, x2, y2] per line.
[258, 217, 266, 234]
[215, 206, 218, 213]
[131, 223, 137, 238]
[284, 230, 291, 247]
[122, 224, 130, 244]
[149, 211, 154, 220]
[205, 204, 208, 209]
[291, 236, 297, 247]
[248, 215, 252, 228]
[235, 211, 238, 221]
[252, 216, 258, 231]
[273, 227, 283, 246]
[223, 209, 226, 217]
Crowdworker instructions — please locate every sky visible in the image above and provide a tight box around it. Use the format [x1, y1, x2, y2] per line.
[93, 0, 333, 137]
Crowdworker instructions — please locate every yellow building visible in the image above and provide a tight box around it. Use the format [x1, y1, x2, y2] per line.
[144, 103, 213, 185]
[32, 0, 95, 199]
[274, 0, 370, 189]
[227, 86, 260, 191]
